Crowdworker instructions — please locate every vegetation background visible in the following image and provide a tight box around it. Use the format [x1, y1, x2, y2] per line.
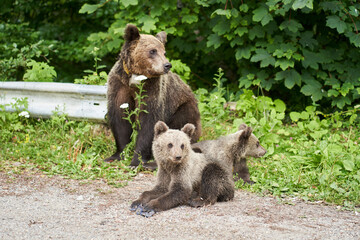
[1, 0, 359, 210]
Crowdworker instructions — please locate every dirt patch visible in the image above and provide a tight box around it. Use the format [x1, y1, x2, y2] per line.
[0, 172, 359, 239]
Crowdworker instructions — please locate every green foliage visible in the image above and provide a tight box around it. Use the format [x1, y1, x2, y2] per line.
[78, 0, 360, 110]
[0, 36, 56, 81]
[245, 107, 360, 210]
[0, 98, 135, 186]
[195, 68, 233, 137]
[197, 81, 360, 209]
[74, 47, 108, 85]
[0, 0, 116, 82]
[120, 81, 148, 165]
[2, 0, 360, 111]
[170, 59, 191, 83]
[23, 60, 57, 82]
[0, 98, 29, 138]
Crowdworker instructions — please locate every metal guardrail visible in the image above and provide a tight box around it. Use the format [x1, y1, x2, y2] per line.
[0, 82, 107, 122]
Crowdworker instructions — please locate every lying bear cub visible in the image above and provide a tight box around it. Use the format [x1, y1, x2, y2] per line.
[192, 123, 267, 184]
[130, 121, 234, 217]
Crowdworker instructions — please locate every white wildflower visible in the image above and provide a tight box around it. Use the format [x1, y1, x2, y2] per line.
[120, 103, 129, 109]
[129, 74, 148, 85]
[18, 111, 30, 118]
[134, 75, 147, 81]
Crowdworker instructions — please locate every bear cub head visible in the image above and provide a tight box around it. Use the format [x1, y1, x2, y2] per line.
[121, 24, 172, 78]
[237, 124, 267, 158]
[152, 121, 195, 165]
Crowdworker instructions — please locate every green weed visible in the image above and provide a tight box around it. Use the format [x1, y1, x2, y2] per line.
[0, 99, 135, 186]
[120, 80, 148, 166]
[74, 47, 107, 85]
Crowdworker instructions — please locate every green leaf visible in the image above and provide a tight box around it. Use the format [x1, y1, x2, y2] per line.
[292, 0, 313, 10]
[275, 59, 294, 70]
[213, 20, 230, 35]
[299, 31, 318, 50]
[139, 15, 157, 32]
[235, 47, 252, 60]
[279, 20, 303, 33]
[290, 112, 301, 122]
[300, 82, 324, 102]
[309, 130, 328, 139]
[347, 32, 360, 48]
[239, 3, 249, 12]
[121, 0, 138, 7]
[343, 160, 355, 171]
[301, 73, 324, 101]
[326, 15, 347, 34]
[250, 49, 275, 67]
[235, 27, 248, 37]
[339, 82, 354, 96]
[182, 15, 198, 24]
[195, 0, 210, 7]
[302, 50, 321, 70]
[211, 9, 231, 19]
[207, 34, 222, 49]
[307, 120, 320, 131]
[248, 25, 265, 40]
[328, 89, 339, 97]
[332, 96, 351, 109]
[79, 4, 99, 14]
[274, 99, 286, 113]
[106, 38, 121, 51]
[252, 6, 273, 26]
[275, 69, 301, 89]
[325, 78, 341, 89]
[349, 6, 359, 17]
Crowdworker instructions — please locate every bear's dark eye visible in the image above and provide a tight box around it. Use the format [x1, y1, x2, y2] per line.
[181, 144, 184, 150]
[256, 142, 260, 148]
[168, 143, 173, 148]
[149, 49, 157, 55]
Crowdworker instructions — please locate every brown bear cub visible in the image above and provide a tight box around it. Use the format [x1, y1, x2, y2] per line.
[130, 121, 234, 217]
[105, 24, 201, 168]
[192, 124, 267, 184]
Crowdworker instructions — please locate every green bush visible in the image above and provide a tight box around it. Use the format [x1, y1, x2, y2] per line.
[80, 0, 360, 110]
[2, 0, 359, 111]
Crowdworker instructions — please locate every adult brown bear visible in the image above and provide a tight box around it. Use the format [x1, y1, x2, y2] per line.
[105, 24, 201, 168]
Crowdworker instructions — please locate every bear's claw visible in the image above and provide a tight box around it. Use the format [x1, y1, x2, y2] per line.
[135, 205, 156, 218]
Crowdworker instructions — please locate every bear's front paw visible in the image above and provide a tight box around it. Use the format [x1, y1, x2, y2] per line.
[188, 197, 207, 208]
[130, 200, 142, 212]
[135, 204, 156, 218]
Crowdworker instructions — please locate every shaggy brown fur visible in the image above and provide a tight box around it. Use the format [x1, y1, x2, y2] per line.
[192, 124, 267, 184]
[130, 121, 234, 217]
[105, 24, 201, 167]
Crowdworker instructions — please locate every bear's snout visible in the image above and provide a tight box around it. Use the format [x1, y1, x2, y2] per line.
[175, 156, 182, 161]
[164, 62, 172, 73]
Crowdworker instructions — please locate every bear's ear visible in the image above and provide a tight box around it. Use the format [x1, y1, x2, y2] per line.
[181, 123, 195, 138]
[156, 31, 167, 45]
[238, 123, 248, 131]
[238, 126, 252, 144]
[154, 121, 169, 138]
[124, 24, 140, 42]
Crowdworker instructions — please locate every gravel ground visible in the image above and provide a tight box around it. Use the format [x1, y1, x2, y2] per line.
[0, 171, 359, 240]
